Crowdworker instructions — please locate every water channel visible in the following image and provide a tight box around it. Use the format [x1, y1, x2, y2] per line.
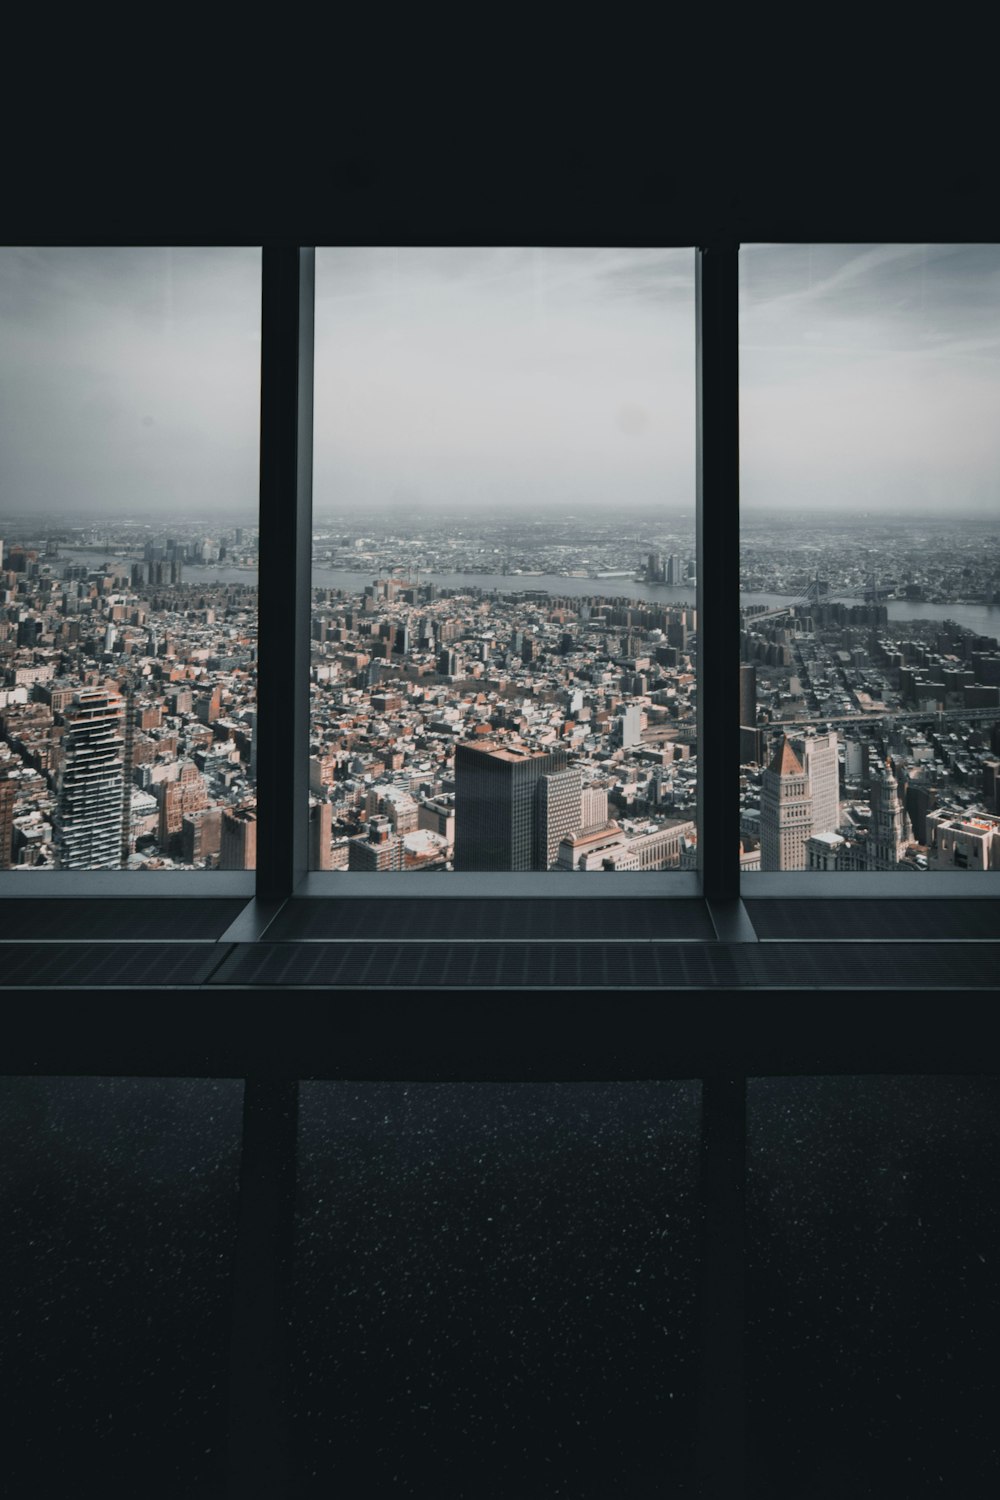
[54, 554, 1000, 640]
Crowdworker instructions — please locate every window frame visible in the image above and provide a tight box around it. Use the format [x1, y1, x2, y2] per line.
[1, 241, 998, 903]
[1, 138, 997, 1489]
[294, 240, 1000, 903]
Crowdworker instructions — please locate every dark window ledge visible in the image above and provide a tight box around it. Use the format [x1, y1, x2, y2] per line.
[0, 891, 997, 1078]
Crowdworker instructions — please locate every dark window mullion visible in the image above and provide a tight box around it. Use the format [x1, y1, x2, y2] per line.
[256, 246, 314, 900]
[696, 244, 741, 904]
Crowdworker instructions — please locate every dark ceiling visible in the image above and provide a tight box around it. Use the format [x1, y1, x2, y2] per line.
[10, 93, 997, 247]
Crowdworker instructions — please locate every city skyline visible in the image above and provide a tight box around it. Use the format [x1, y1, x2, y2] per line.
[0, 502, 998, 876]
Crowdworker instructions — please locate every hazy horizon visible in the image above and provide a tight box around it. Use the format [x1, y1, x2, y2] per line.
[2, 244, 999, 517]
[3, 502, 1000, 533]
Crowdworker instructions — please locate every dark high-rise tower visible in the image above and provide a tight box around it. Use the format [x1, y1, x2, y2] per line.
[0, 772, 15, 869]
[739, 662, 757, 730]
[455, 741, 568, 871]
[220, 806, 257, 870]
[739, 663, 761, 763]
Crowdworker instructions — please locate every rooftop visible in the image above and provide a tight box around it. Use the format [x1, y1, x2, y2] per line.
[458, 741, 550, 762]
[767, 736, 805, 777]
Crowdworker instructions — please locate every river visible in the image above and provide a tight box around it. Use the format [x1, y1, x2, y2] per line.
[52, 553, 1000, 639]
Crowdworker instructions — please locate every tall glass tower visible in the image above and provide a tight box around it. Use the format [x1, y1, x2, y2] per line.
[56, 689, 125, 869]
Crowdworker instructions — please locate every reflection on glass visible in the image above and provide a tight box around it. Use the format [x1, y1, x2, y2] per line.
[309, 248, 697, 871]
[747, 1075, 1000, 1494]
[289, 1081, 702, 1491]
[0, 248, 261, 871]
[0, 1076, 244, 1493]
[739, 245, 1000, 874]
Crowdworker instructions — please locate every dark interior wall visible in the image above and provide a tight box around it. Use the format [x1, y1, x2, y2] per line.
[9, 86, 998, 246]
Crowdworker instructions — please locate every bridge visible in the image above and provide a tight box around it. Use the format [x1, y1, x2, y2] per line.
[745, 573, 886, 622]
[770, 706, 1000, 730]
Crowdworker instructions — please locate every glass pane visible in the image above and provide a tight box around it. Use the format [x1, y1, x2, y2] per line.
[290, 1081, 702, 1493]
[310, 248, 697, 873]
[0, 248, 260, 872]
[0, 1076, 244, 1495]
[739, 245, 1000, 875]
[748, 1076, 1000, 1494]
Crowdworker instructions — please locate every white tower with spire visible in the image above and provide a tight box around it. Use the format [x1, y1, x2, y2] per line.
[869, 758, 910, 870]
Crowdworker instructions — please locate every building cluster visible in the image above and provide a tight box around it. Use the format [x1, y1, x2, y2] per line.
[737, 516, 1000, 873]
[0, 535, 258, 870]
[745, 728, 924, 872]
[740, 515, 1000, 606]
[0, 530, 700, 875]
[740, 628, 1000, 873]
[308, 577, 699, 872]
[312, 513, 695, 585]
[4, 509, 999, 879]
[644, 551, 693, 586]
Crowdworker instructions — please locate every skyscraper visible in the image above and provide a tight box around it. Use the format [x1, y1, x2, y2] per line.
[580, 784, 609, 832]
[760, 735, 813, 871]
[220, 806, 257, 870]
[535, 768, 583, 870]
[616, 705, 643, 749]
[0, 772, 15, 869]
[739, 663, 757, 732]
[56, 689, 126, 869]
[310, 798, 334, 870]
[455, 741, 568, 871]
[798, 728, 840, 839]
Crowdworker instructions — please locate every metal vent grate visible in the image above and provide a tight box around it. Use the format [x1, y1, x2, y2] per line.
[0, 942, 222, 987]
[745, 899, 1000, 942]
[209, 939, 999, 989]
[210, 942, 740, 989]
[732, 941, 999, 988]
[266, 897, 714, 943]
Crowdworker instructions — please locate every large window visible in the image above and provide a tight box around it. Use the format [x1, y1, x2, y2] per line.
[739, 245, 1000, 877]
[0, 248, 261, 874]
[1, 168, 997, 1497]
[308, 248, 697, 875]
[4, 243, 998, 897]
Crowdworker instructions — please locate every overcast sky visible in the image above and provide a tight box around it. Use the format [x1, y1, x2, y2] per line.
[0, 247, 261, 520]
[313, 246, 694, 517]
[1, 243, 998, 519]
[740, 243, 1000, 514]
